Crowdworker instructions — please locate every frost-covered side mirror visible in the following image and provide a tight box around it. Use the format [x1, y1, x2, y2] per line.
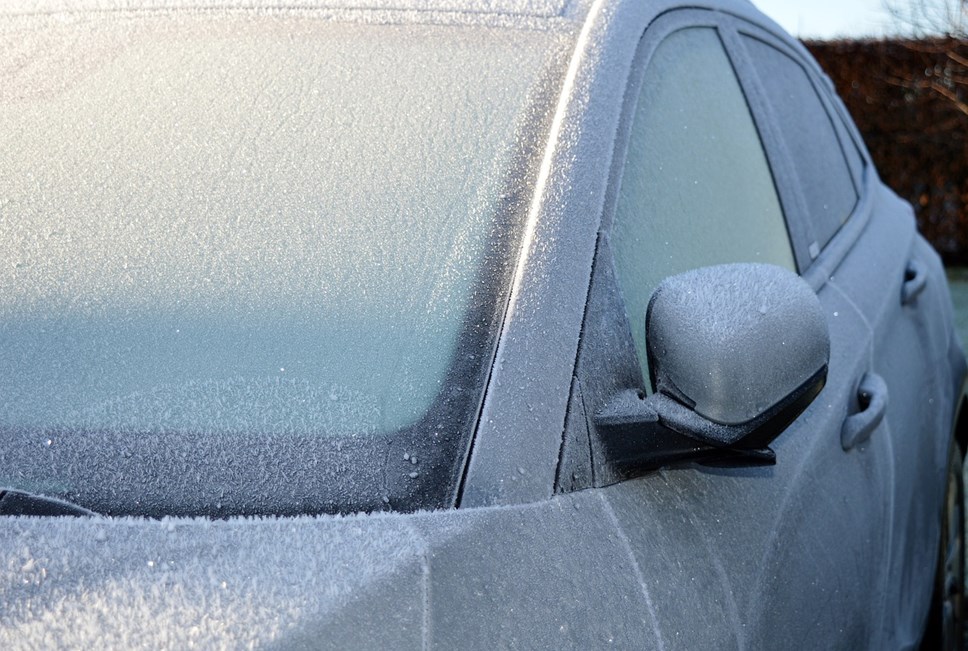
[596, 264, 829, 470]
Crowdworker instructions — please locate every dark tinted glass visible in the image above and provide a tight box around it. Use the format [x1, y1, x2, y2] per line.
[743, 37, 858, 250]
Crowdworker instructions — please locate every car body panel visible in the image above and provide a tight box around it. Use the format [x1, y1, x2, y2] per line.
[0, 0, 964, 648]
[824, 183, 964, 647]
[467, 1, 964, 647]
[0, 495, 663, 649]
[573, 237, 892, 646]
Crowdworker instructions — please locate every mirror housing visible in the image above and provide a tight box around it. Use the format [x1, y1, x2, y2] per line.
[596, 263, 829, 471]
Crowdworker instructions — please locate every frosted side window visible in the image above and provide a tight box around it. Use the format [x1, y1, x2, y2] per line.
[611, 27, 796, 389]
[743, 36, 859, 249]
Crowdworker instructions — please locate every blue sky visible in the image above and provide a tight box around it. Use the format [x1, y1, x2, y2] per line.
[753, 0, 899, 38]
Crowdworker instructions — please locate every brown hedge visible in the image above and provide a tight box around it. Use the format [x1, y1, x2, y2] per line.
[805, 38, 968, 264]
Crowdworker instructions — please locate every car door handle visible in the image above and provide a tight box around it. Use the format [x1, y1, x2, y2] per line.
[841, 372, 888, 451]
[901, 259, 928, 305]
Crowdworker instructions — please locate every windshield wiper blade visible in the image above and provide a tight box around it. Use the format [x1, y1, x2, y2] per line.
[0, 489, 96, 517]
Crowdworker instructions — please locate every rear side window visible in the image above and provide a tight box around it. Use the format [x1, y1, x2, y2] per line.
[743, 37, 858, 251]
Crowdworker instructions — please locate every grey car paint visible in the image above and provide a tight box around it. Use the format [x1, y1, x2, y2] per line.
[1, 0, 965, 649]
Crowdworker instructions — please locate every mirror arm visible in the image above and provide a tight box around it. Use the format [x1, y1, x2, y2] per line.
[594, 391, 711, 471]
[593, 365, 827, 474]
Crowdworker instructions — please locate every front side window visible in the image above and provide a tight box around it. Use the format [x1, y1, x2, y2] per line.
[611, 27, 796, 388]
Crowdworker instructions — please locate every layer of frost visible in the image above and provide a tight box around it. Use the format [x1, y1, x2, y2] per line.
[0, 11, 573, 438]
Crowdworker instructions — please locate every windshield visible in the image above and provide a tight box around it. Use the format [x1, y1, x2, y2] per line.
[0, 9, 573, 515]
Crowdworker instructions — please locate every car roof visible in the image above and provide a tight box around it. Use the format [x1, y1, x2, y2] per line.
[3, 0, 573, 18]
[0, 0, 759, 27]
[0, 0, 772, 50]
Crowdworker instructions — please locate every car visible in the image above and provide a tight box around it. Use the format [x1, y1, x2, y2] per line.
[0, 0, 964, 648]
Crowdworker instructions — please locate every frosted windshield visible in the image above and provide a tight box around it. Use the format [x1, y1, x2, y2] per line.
[0, 14, 569, 437]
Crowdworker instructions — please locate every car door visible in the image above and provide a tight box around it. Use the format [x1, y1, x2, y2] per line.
[734, 21, 965, 646]
[558, 10, 896, 648]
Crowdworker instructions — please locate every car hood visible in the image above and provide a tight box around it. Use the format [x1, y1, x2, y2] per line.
[0, 493, 662, 649]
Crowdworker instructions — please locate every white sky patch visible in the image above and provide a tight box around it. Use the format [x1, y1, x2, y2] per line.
[754, 0, 902, 39]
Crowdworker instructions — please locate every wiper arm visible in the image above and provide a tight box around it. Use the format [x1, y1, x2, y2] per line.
[0, 489, 96, 517]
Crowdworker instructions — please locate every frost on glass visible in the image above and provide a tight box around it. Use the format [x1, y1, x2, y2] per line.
[0, 14, 567, 437]
[611, 28, 796, 389]
[742, 36, 859, 249]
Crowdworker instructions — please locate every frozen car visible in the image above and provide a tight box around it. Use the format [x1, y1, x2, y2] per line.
[0, 0, 965, 648]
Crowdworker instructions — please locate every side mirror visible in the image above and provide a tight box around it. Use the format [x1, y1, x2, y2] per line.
[596, 263, 829, 470]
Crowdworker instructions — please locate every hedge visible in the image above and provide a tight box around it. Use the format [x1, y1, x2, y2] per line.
[806, 38, 968, 264]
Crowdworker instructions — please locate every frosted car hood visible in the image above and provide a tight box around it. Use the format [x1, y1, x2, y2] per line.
[0, 494, 662, 649]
